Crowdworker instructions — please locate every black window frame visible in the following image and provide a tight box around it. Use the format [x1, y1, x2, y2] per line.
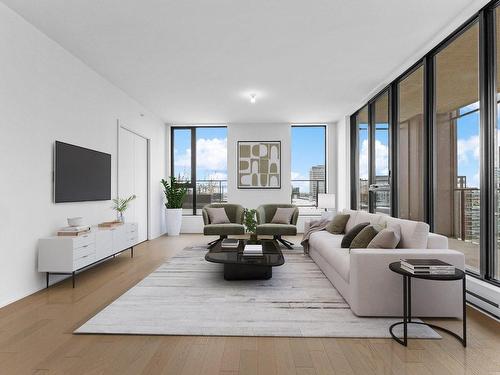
[170, 125, 227, 215]
[349, 0, 500, 288]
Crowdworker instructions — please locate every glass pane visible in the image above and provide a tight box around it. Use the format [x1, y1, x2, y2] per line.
[291, 126, 326, 215]
[172, 128, 192, 182]
[397, 66, 425, 221]
[435, 23, 480, 273]
[373, 92, 390, 215]
[356, 106, 369, 211]
[495, 8, 500, 280]
[195, 127, 228, 213]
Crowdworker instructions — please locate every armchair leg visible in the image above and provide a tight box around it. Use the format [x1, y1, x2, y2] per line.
[207, 235, 227, 248]
[274, 235, 294, 249]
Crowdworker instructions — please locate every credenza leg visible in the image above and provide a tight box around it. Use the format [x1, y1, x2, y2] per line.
[131, 247, 134, 258]
[72, 272, 75, 288]
[46, 272, 49, 288]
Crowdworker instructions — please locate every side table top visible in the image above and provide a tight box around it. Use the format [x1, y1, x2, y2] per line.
[389, 261, 465, 281]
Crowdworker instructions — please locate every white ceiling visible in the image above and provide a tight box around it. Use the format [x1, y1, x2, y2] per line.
[1, 0, 488, 124]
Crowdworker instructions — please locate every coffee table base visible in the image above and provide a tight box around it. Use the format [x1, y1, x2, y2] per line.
[224, 263, 272, 280]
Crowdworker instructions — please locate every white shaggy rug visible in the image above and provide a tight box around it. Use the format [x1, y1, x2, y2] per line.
[75, 246, 440, 338]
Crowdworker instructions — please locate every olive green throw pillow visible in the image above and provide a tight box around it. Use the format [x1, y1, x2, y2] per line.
[341, 222, 369, 248]
[350, 225, 379, 249]
[325, 214, 350, 234]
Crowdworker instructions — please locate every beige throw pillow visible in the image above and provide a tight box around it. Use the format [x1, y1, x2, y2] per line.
[206, 207, 230, 224]
[325, 214, 350, 234]
[271, 208, 295, 224]
[367, 223, 401, 249]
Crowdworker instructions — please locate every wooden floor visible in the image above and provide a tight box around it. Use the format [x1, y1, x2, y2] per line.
[1, 234, 499, 375]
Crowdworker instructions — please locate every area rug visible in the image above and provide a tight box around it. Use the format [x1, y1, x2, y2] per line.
[75, 246, 440, 338]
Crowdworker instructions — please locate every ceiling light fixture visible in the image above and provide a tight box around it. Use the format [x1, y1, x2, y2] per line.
[250, 94, 256, 104]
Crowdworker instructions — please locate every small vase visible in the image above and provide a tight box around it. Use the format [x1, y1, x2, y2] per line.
[249, 233, 258, 243]
[117, 212, 124, 223]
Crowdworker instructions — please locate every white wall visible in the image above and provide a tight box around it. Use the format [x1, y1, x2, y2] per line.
[336, 116, 350, 211]
[0, 3, 166, 308]
[227, 123, 291, 208]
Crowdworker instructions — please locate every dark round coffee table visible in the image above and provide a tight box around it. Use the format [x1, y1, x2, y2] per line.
[205, 239, 285, 280]
[388, 261, 466, 347]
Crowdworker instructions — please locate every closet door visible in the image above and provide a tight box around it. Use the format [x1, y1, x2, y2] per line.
[118, 127, 148, 243]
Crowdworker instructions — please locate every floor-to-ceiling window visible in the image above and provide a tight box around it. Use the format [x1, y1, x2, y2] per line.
[291, 125, 326, 214]
[434, 22, 481, 273]
[349, 2, 500, 304]
[372, 91, 391, 215]
[171, 126, 227, 215]
[354, 106, 369, 211]
[397, 66, 425, 221]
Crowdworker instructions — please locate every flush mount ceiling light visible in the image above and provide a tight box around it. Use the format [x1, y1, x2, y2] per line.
[250, 93, 256, 104]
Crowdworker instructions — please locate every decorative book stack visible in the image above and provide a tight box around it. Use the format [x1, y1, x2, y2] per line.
[243, 244, 263, 256]
[221, 239, 239, 248]
[400, 259, 455, 275]
[57, 225, 91, 236]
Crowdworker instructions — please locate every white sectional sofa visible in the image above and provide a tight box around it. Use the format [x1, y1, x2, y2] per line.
[306, 209, 465, 318]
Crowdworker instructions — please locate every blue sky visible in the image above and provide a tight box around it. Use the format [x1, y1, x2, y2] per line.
[290, 126, 326, 180]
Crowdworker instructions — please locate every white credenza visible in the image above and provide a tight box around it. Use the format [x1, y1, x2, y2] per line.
[39, 223, 139, 287]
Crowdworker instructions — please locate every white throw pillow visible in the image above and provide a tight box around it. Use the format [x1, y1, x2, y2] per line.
[206, 207, 230, 224]
[271, 208, 295, 224]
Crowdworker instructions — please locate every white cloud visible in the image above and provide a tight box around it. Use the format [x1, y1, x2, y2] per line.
[358, 139, 389, 179]
[457, 135, 480, 164]
[174, 137, 227, 177]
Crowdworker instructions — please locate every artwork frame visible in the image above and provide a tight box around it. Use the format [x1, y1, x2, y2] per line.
[237, 141, 281, 189]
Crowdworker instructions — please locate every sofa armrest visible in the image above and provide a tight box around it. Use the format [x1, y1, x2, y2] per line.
[348, 248, 465, 317]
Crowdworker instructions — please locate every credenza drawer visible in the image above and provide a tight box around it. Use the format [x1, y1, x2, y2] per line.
[72, 233, 94, 248]
[74, 243, 95, 260]
[73, 253, 96, 270]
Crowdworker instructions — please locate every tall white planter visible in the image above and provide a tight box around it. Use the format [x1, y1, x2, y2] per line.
[166, 208, 183, 236]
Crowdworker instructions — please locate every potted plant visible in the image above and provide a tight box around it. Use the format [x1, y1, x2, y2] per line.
[112, 195, 136, 222]
[244, 208, 258, 243]
[161, 177, 187, 236]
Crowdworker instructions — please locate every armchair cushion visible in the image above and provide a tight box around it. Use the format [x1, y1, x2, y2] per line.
[204, 224, 245, 236]
[256, 224, 297, 236]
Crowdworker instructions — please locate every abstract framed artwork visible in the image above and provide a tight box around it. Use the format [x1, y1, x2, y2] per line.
[237, 141, 281, 189]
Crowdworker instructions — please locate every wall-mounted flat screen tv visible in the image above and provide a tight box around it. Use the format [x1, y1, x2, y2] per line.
[54, 141, 111, 203]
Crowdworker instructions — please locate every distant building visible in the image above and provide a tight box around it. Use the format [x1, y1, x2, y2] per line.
[309, 165, 325, 200]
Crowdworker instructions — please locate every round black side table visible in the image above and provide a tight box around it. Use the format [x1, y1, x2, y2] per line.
[388, 261, 466, 347]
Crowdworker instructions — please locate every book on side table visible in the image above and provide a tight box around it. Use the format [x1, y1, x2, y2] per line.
[400, 258, 455, 275]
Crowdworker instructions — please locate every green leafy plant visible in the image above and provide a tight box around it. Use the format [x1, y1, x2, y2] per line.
[244, 208, 257, 234]
[161, 176, 188, 209]
[112, 195, 136, 213]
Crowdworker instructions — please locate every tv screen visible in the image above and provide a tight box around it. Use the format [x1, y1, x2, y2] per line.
[54, 141, 111, 203]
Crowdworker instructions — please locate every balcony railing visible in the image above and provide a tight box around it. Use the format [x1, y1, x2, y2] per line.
[181, 180, 228, 212]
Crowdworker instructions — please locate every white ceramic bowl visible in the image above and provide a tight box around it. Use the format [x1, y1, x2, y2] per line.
[67, 217, 84, 227]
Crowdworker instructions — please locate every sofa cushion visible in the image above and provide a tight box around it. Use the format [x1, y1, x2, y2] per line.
[350, 225, 379, 249]
[325, 214, 350, 234]
[204, 223, 245, 236]
[367, 223, 401, 249]
[341, 222, 369, 248]
[308, 231, 350, 281]
[271, 207, 295, 224]
[382, 217, 429, 249]
[206, 207, 230, 224]
[256, 223, 297, 236]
